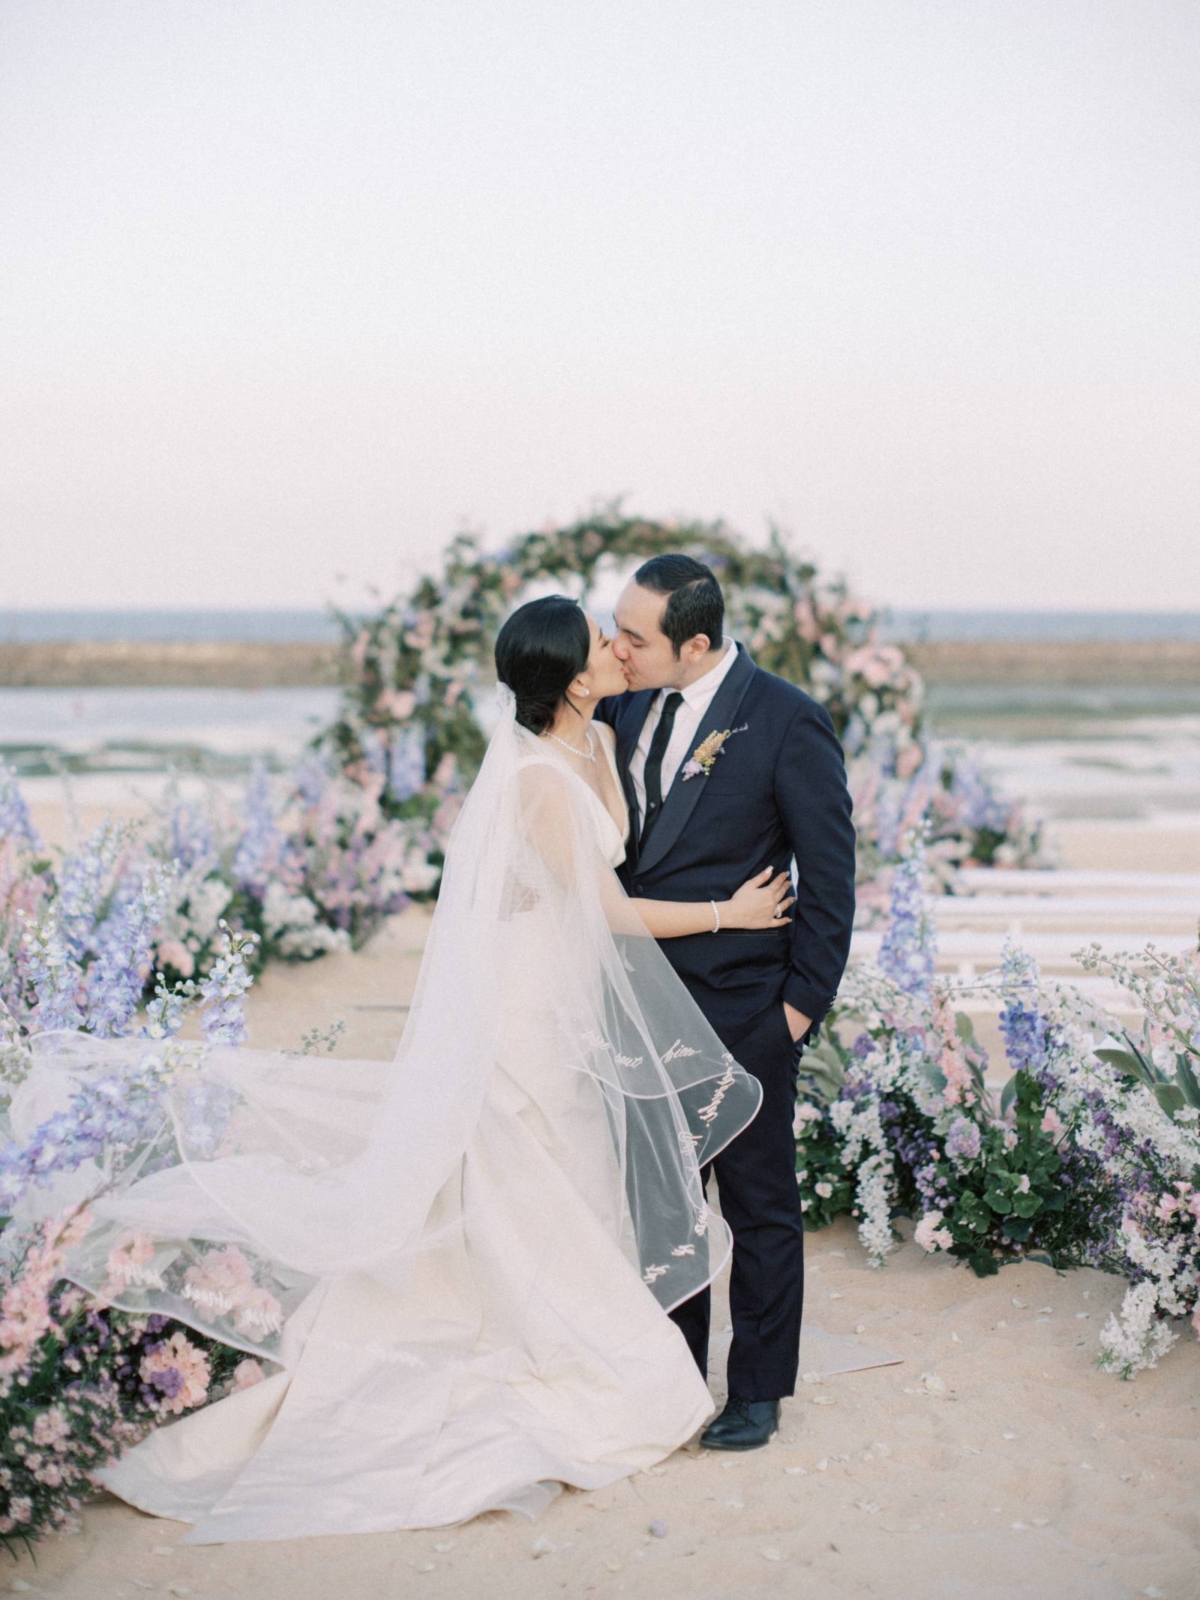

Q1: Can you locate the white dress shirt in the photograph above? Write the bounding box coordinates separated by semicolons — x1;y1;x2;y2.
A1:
628;639;741;823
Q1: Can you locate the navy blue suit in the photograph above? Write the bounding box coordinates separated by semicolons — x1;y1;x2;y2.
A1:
597;644;856;1399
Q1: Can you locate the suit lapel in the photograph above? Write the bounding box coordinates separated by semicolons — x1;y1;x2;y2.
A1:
634;646;757;877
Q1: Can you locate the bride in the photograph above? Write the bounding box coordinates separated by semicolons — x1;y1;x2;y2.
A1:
8;595;798;1544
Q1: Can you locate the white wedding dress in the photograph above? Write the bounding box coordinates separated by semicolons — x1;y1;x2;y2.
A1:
9;704;768;1544
11;707;780;1542
100;724;727;1540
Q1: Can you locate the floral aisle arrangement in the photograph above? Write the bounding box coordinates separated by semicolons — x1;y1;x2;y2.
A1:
794;834;1200;1379
0;923;264;1552
320;507;1050;905
0;753;423;1038
850;742;1054;920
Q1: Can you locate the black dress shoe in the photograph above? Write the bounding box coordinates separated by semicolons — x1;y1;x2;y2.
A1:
699;1399;781;1451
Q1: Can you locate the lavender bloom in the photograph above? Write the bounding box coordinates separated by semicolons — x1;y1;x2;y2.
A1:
387;727;426;804
0;762;41;853
143;971;192;1040
293;752;332;808
20;906;85;1033
56;820;129;962
878;831;937;998
232;766;295;898
167;794;216;872
945;1114;982;1162
949;752;1010;834
0;1056;173;1212
1000;945;1048;1077
198;924;258;1046
86;867;174;1038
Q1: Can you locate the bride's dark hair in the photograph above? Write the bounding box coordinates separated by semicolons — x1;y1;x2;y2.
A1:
495;596;591;736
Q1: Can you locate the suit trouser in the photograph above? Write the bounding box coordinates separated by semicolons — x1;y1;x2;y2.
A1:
668;998;806;1401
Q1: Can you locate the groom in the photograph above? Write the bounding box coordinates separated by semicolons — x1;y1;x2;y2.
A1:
597;554;856;1450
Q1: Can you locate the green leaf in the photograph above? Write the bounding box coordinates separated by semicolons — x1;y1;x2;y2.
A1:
1001;1218;1034;1242
1153;1084;1186;1117
1010;1192;1043;1219
969;1252;1000;1278
1174;1052;1200;1112
954;1011;977;1045
984;1189;1013;1216
1095;1047;1144;1079
1000;1074;1019;1117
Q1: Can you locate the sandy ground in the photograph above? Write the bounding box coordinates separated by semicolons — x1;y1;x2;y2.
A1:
7;819;1200;1600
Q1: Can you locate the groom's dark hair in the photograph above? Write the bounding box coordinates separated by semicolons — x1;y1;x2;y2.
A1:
634;554;724;657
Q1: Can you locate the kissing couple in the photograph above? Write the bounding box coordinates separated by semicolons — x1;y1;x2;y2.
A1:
11;553;856;1542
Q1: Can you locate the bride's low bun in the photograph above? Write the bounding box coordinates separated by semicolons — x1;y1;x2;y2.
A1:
495;596;591;736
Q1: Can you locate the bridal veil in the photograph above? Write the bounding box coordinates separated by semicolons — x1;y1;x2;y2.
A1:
8;688;763;1368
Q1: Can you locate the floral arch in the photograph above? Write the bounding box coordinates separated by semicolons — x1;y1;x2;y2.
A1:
319;506;1047;904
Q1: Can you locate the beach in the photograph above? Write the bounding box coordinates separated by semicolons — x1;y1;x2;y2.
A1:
4;637;1199;1600
5;806;1199;1600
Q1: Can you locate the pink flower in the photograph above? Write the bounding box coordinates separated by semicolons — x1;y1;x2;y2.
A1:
895;743;923;779
156;939;195;977
1188;1193;1200;1220
139;1331;211;1415
32;1405;70;1447
1156;1193;1180;1222
793;597;820;643
375;687;416;721
914;1211;953;1252
181;1247;255;1320
232;1358;266;1390
104;1230;163;1293
1;1207;93;1377
1041;1108;1064;1138
231;1286;284;1339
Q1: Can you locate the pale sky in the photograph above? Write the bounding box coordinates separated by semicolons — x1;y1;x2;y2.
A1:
2;0;1198;612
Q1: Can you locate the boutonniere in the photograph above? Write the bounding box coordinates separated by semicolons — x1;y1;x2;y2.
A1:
680;723;749;781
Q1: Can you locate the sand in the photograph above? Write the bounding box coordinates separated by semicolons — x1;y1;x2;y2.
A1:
6;825;1199;1599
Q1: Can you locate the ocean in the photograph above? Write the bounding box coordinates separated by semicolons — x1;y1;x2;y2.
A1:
3;609;1200;645
3;610;1199;825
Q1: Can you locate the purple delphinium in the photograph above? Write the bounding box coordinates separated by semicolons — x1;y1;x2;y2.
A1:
999;945;1048;1077
949;752;1010;835
85;867;174;1039
945;1114;982;1163
0;761;41;853
20;906;85;1033
197;923;258;1046
232;766;300;899
878;830;937;999
387;727;426;804
56;820;129;963
167;793;216;872
0;1057;173;1213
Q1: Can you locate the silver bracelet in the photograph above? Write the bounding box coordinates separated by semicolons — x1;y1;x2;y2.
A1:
710;900;720;933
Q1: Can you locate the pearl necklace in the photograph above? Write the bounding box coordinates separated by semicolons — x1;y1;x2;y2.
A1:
545;728;596;763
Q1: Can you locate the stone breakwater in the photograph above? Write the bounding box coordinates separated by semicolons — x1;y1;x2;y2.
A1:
2;639;1199;688
0;641;343;688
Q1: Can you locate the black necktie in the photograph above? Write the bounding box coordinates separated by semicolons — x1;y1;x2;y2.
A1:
640;691;684;847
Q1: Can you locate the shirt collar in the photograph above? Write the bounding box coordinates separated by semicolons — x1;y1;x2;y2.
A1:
670;639;739;711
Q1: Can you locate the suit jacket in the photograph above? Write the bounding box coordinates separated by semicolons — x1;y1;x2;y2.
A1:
596;645;856;1042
